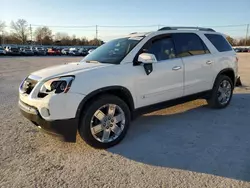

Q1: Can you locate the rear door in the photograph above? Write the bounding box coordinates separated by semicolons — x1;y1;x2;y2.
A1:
204;33;238;81
172;33;216;96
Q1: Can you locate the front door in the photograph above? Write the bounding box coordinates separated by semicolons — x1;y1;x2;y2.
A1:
135;35;184;108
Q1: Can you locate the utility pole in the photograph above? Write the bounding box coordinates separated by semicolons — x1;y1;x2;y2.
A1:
29;24;32;44
245;24;249;46
95;25;98;46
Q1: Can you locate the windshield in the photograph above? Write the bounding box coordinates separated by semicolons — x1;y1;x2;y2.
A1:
81;37;143;64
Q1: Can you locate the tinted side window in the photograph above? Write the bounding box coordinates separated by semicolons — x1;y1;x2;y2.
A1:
205;34;232;52
173;33;209;58
145;37;176;61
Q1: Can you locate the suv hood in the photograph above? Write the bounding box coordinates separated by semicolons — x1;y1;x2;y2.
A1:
31;62;112;80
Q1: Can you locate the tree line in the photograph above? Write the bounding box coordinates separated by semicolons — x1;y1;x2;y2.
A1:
226;36;250;46
0;19;103;46
1;19;250;46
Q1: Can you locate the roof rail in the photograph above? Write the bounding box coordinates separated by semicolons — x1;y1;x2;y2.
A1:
158;26;215;32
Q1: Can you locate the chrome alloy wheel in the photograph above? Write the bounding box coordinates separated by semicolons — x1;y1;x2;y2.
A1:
90;104;126;143
217;80;232;105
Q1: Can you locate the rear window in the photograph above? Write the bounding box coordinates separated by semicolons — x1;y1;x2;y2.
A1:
205;34;232;52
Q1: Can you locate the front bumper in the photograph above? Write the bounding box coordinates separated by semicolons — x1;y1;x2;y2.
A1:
19;100;78;142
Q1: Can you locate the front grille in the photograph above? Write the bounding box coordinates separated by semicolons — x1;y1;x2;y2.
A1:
20;77;38;94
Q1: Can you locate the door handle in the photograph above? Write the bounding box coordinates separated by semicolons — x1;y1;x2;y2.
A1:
172;66;182;71
206;60;213;65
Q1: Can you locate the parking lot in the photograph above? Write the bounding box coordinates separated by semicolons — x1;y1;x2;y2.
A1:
0;54;250;188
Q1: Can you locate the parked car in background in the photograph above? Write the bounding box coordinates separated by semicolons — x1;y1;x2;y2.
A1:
20;47;34;56
33;47;46;55
0;47;6;55
234;48;241;52
78;48;88;56
61;48;69;55
69;47;77;52
2;45;99;56
47;47;61;55
88;48;95;54
69;49;81;56
5;46;21;55
241;48;249;52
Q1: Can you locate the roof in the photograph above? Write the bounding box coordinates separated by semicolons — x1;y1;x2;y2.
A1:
158;26;215;32
127;32;152;37
127;26;217;37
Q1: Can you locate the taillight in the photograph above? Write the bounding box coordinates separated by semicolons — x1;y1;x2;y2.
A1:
236;56;239;63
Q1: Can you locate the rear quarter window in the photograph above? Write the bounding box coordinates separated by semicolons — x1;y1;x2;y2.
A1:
205;34;232;52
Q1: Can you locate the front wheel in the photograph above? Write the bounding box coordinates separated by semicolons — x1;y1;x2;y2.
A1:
79;95;131;148
207;75;233;109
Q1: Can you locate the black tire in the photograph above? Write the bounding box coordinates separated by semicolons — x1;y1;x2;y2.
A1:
207;75;233;109
79;95;131;149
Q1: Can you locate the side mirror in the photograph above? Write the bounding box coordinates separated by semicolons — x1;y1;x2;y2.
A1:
138;53;157;75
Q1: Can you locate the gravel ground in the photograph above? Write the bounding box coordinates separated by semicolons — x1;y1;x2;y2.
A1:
0;55;250;188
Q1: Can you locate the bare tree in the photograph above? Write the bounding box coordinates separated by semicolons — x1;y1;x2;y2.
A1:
54;32;69;40
11;19;28;44
226;35;236;46
35;26;53;45
0;20;5;32
54;32;71;45
2;32;22;44
0;21;6;44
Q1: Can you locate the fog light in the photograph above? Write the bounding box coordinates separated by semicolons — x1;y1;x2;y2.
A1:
41;107;50;117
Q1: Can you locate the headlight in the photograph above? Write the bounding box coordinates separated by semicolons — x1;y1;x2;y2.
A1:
39;76;75;95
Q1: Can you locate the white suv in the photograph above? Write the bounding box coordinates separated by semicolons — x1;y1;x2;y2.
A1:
19;27;239;148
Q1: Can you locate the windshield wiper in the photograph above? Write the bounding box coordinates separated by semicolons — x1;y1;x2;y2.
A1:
85;60;101;64
85;60;115;64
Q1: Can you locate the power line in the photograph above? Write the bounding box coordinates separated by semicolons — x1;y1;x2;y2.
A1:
31;24;96;28
99;25;159;28
30;24;160;28
203;24;248;28
5;23;249;30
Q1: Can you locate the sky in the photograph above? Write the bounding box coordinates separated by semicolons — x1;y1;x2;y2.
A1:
2;0;250;41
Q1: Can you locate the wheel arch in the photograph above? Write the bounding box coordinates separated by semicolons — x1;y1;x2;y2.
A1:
213;68;235;88
75;86;135;119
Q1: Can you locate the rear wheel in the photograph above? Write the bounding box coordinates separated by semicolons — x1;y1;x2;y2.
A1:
79;95;131;148
207;75;233;109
